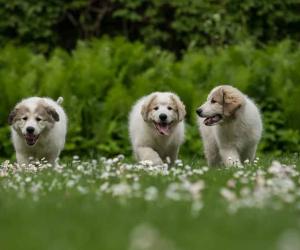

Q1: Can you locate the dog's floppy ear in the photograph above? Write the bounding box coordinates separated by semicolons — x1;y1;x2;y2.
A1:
46;106;60;122
8;108;18;125
170;94;186;121
222;86;244;117
141;94;157;121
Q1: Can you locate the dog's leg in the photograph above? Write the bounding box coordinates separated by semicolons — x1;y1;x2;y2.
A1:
241;145;257;163
16;153;30;166
219;148;242;167
45;151;60;167
167;146;179;164
203;140;221;167
206;147;221;167
135;146;163;165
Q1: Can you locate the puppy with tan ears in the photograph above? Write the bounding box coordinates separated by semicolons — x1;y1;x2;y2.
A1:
8;97;67;166
129;92;186;165
196;85;262;167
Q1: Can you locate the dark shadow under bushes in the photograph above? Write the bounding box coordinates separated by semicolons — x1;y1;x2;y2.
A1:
0;38;300;159
1;0;300;55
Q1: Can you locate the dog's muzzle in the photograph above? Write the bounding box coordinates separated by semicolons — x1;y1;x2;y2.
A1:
24;127;39;146
203;114;223;126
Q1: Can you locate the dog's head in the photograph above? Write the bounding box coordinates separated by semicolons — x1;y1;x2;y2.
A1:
8;100;60;146
196;85;245;126
141;92;186;136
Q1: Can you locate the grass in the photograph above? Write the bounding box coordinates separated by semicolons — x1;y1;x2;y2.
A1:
0;155;300;250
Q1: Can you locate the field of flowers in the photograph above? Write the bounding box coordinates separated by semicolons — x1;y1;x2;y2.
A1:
1;155;300;250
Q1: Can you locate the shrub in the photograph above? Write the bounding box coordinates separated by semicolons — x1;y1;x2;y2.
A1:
0;0;300;54
0;38;300;159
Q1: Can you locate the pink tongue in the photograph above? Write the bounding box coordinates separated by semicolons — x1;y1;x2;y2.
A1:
157;124;170;135
25;134;38;145
27;134;35;139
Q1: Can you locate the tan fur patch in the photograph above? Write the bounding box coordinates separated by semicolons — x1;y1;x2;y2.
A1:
221;86;245;117
141;94;157;121
35;101;59;122
8;105;30;125
211;88;224;105
170;94;186;121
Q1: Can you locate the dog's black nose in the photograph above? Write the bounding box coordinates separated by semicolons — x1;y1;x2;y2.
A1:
196;108;203;117
26;126;35;134
159;113;167;121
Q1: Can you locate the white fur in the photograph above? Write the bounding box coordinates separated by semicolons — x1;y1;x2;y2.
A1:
10;97;67;166
129;92;185;165
197;87;262;167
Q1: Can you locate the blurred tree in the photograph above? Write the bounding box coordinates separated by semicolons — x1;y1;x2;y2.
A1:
0;0;299;54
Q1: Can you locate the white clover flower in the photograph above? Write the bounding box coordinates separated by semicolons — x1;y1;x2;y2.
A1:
144;186;158;201
100;182;109;192
175;159;182;165
139;160;153;166
244;159;250;165
106;159;113;165
165;183;182;201
239;188;250;198
227;179;236;188
111;183;132;197
30;182;42;194
100;172;110;180
66;180;76;188
268;161;282;175
73;155;80;160
25;177;32;183
77;165;84;171
202;166;209;172
117;154;125;161
112;157;119;164
191;200;203;215
77;186;88;194
220;188;237;202
188;181;205;200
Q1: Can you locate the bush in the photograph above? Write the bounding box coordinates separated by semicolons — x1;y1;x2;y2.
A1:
0;0;300;54
0;38;300;159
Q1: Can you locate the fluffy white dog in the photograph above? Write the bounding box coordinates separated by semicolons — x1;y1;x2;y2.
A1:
8;97;67;166
196;85;262;167
129;92;186;165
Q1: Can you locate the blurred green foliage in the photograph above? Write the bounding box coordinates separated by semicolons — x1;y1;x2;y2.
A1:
0;38;300;158
0;0;299;53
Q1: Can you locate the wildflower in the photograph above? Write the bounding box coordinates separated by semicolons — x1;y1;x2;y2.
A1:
220;188;237;202
144;187;158;201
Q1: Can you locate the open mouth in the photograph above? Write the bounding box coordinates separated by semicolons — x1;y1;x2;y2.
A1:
204;114;223;126
154;122;172;136
24;134;39;146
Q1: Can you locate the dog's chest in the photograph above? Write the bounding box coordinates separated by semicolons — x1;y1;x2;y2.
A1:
151;134;175;152
215;122;250;146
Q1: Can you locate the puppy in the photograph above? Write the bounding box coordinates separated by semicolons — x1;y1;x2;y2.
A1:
8;97;67;166
129;92;186;165
196;85;262;167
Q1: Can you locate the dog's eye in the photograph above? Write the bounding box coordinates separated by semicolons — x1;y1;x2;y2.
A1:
36;117;42;122
22;117;28;121
167;106;173;110
154;107;159;111
211;99;217;104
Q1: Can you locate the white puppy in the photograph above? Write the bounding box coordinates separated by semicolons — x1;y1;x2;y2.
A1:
129;92;186;165
196;85;262;167
8;97;67;166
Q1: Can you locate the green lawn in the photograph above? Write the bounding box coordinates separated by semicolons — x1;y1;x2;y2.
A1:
0;155;300;250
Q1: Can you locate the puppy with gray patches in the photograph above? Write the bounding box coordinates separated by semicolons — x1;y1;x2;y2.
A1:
196;85;262;167
129;92;186;165
8;97;67;166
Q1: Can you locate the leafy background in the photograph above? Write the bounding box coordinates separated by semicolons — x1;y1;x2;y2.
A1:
0;0;300;159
